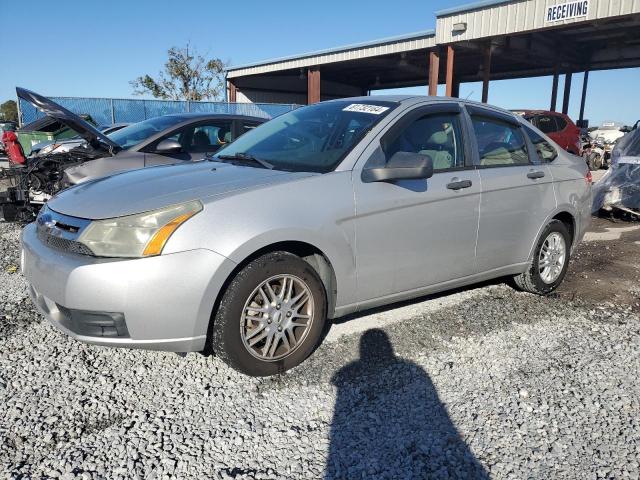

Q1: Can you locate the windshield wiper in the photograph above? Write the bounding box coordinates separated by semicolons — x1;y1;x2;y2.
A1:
214;152;274;170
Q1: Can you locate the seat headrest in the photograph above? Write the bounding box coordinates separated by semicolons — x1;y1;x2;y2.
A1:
428;131;449;145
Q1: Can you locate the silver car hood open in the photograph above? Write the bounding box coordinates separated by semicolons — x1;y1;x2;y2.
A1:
47;162;316;219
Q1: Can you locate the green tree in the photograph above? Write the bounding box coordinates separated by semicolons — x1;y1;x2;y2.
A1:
0;100;18;123
130;43;228;101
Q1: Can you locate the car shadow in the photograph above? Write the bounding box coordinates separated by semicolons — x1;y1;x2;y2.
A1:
324;329;489;479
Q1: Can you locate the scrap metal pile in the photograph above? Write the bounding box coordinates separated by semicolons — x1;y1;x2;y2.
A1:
0;148;101;222
593;127;640;219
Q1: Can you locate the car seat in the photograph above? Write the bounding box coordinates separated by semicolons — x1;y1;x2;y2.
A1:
217;127;232;145
2;131;26;165
419;131;454;169
480;142;514;165
193;130;211;148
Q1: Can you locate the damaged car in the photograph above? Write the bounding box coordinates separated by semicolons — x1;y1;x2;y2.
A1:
21;96;592;376
0;88;266;221
593;127;640;218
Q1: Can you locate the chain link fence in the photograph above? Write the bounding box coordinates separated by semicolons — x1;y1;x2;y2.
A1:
18;97;300;126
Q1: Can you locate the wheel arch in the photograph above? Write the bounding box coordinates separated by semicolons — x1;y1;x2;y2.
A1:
205;238;340;352
527;208;577;261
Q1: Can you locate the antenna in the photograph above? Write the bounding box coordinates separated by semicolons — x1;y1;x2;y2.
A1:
465;91;474;100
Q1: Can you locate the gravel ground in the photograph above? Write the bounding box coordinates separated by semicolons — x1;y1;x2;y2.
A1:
1;219;640;479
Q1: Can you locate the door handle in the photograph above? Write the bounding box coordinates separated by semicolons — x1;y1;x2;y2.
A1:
527;170;546;179
446;179;473;190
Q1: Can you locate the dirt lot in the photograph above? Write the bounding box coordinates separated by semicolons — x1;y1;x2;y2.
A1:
559;216;640;311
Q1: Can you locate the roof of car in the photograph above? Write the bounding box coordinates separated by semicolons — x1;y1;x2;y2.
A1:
158;113;268;122
510;109;568;116
333;95;518;118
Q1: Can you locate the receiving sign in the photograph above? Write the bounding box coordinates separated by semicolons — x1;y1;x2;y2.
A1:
546;0;589;22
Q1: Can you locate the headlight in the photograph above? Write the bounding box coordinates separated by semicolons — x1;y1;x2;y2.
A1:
78;200;202;258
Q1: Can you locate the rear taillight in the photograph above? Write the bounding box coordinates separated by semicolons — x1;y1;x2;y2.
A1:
585;171;593;184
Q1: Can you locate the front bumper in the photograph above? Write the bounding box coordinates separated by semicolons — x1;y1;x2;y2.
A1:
21;223;236;352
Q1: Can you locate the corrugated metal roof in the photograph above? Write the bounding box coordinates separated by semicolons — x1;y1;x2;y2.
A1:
436;0;640;44
226;29;435;74
435;0;515;17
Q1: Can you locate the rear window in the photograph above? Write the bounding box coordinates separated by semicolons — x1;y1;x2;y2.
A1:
536;115;558;134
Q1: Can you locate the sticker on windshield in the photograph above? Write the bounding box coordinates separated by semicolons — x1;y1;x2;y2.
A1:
343;104;389;115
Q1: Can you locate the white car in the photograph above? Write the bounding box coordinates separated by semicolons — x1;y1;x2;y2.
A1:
589;122;627;144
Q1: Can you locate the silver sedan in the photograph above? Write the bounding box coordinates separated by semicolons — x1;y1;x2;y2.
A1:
21;96;592;376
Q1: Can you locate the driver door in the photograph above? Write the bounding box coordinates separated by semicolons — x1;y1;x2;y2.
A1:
144;120;233;166
353;103;481;303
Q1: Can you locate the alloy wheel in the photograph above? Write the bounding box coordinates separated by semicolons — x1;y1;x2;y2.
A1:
240;274;315;361
538;232;567;284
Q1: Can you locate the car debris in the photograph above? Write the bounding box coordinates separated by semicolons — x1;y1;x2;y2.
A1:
593;127;640;218
0;87;266;222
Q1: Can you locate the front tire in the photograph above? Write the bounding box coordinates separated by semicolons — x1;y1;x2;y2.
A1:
210;251;327;376
513;220;571;295
587;152;602;171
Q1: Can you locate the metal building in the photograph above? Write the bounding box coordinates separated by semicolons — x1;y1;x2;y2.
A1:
226;0;640;123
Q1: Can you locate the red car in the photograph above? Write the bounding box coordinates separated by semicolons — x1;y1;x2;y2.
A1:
512;110;582;156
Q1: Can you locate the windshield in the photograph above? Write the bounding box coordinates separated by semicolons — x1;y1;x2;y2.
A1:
108;116;188;149
214;100;396;173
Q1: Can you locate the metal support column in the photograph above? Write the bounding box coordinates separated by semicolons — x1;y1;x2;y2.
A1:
452;81;460;99
579;69;589;123
562;71;572;115
307;68;321;104
550;66;560;112
428;50;440;96
445;46;455;97
482;44;492;103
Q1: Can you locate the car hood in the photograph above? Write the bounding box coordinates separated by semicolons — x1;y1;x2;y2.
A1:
47;161;316;219
16;87;121;153
589;129;625;143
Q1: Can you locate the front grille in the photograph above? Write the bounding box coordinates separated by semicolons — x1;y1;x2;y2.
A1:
37;226;94;256
36;206;93;256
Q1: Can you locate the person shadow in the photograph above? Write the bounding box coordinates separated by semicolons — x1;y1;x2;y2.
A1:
324;329;489;480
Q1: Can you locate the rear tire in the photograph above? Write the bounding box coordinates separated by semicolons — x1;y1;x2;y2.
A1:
513;220;571;295
210;251;327;376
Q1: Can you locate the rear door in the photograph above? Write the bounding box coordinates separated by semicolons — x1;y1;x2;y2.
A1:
143;120;233;166
353;103;481;302
468;106;556;272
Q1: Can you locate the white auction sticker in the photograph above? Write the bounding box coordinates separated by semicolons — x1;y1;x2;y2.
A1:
343;104;390;115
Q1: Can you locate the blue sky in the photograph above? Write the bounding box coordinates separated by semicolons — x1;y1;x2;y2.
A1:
1;0;638;126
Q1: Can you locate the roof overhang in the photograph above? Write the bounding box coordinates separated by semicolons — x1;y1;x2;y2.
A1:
227;30;436;79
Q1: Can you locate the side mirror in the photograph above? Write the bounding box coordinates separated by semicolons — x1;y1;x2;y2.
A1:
362;151;434;183
154;139;182;153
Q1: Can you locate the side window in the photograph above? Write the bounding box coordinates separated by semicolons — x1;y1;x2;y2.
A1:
472;117;529;166
156;121;233;154
554;116;567;131
385;113;465;171
523;125;558;162
536;115;558;134
188;122;232;153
